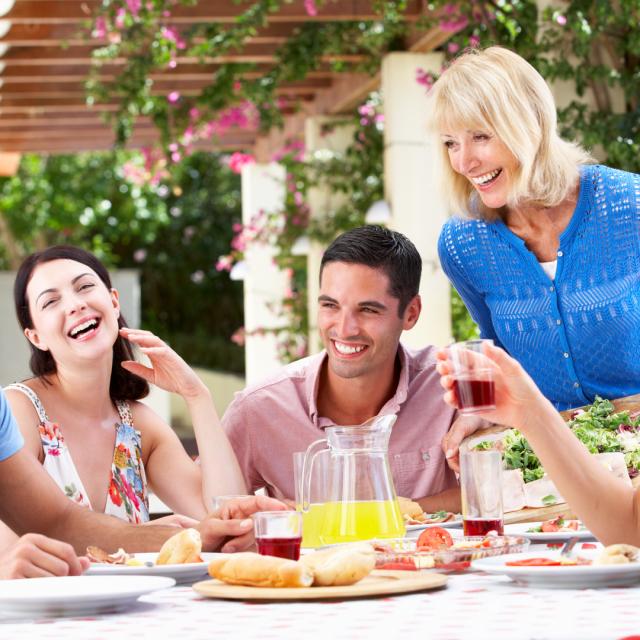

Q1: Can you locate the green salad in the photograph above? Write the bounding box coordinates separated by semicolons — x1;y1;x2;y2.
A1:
476;396;640;482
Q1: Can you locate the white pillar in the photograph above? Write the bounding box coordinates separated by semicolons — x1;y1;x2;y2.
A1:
304;116;355;355
241;162;288;383
382;51;452;347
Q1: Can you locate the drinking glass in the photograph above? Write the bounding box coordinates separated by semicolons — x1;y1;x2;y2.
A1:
254;511;303;560
460;449;504;536
449;339;496;413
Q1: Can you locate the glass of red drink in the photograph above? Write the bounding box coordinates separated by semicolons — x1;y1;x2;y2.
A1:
449;339;496;414
254;511;303;561
460;449;504;536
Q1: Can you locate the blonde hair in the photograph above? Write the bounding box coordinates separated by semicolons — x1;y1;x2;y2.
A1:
427;46;593;220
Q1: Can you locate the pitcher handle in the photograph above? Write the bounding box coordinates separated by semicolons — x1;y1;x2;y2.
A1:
300;438;328;513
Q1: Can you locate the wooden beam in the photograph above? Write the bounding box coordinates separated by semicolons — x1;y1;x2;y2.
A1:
6;0;423;25
0;45;366;65
0;22;298;46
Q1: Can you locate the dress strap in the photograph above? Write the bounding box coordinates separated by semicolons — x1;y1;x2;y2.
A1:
4;383;49;422
115;400;134;426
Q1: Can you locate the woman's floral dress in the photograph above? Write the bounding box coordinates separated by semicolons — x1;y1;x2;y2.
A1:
6;383;150;523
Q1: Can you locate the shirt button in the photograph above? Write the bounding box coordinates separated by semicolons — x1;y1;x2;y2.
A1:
556;319;562;325
549;285;555;291
422;452;430;462
573;382;580;389
557;250;563;257
563;352;569;358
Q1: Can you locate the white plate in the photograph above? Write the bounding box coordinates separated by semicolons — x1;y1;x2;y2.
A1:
405;518;463;537
473;551;640;589
503;521;595;543
85;552;216;584
0;575;175;617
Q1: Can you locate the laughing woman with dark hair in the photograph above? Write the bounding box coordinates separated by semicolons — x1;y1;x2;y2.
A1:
1;245;245;547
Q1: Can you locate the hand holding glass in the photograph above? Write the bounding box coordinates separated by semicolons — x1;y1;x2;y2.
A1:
254;511;303;561
449;339;496;413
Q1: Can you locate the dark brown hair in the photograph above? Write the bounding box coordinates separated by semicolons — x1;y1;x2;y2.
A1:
320;225;422;317
14;245;149;401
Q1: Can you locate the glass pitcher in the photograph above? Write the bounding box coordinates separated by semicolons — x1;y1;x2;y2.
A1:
299;414;405;545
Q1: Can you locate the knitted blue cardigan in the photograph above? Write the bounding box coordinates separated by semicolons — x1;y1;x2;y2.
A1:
438;164;640;410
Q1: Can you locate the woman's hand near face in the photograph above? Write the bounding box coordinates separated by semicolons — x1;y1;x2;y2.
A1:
436;342;553;434
119;328;208;400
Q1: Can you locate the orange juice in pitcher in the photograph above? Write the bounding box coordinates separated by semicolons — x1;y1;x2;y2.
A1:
318;499;405;545
298;415;405;546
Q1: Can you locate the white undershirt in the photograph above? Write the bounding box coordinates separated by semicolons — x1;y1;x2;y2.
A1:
539;259;558;280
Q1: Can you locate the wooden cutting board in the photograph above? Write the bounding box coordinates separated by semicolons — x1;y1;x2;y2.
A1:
192;569;447;601
465;394;640;524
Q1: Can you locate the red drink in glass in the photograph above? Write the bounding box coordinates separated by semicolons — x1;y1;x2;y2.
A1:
257;536;302;561
453;377;495;412
463;518;504;536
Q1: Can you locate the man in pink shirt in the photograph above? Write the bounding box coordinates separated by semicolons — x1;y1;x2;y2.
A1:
223;225;461;512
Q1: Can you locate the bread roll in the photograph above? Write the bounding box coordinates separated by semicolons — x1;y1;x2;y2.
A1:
300;544;375;586
397;497;424;520
156;528;202;565
593;544;639;565
208;552;314;588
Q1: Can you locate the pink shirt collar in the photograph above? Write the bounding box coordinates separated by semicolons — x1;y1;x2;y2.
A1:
306;344;411;429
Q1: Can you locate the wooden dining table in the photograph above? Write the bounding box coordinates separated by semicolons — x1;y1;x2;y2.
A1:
1;553;639;640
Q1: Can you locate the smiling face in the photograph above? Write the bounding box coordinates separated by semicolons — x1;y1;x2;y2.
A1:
441;127;520;211
317;262;420;382
24;259;120;364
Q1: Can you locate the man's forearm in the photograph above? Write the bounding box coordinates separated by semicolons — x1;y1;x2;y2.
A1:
416;487;462;513
0;450;176;555
49;502;176;555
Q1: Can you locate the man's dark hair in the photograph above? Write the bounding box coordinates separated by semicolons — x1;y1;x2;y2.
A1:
14;245;149;401
320;225;422;316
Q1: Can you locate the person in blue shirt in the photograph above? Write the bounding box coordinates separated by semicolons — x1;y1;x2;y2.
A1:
0;388;283;579
429;46;640;411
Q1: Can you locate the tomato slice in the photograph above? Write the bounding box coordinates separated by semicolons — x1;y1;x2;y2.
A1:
506;557;561;567
377;561;418;571
416;526;453;550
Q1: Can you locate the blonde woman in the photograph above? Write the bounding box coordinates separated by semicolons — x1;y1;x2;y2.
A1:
431;46;640;410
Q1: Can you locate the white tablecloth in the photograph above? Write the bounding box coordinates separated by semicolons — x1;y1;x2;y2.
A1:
1;570;639;639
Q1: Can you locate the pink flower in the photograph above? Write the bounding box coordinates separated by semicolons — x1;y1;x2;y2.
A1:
126;0;141;18
115;8;127;29
304;0;318;16
93;16;108;39
133;249;147;263
556;14;567;25
439;15;469;32
416;68;435;89
167;91;181;104
469;34;480;47
231;327;246;346
171;151;181;163
228;152;255;174
447;42;460;54
232;222;243;233
216;255;233;272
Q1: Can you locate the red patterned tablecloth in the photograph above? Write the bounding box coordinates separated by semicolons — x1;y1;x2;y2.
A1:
1;570;640;640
